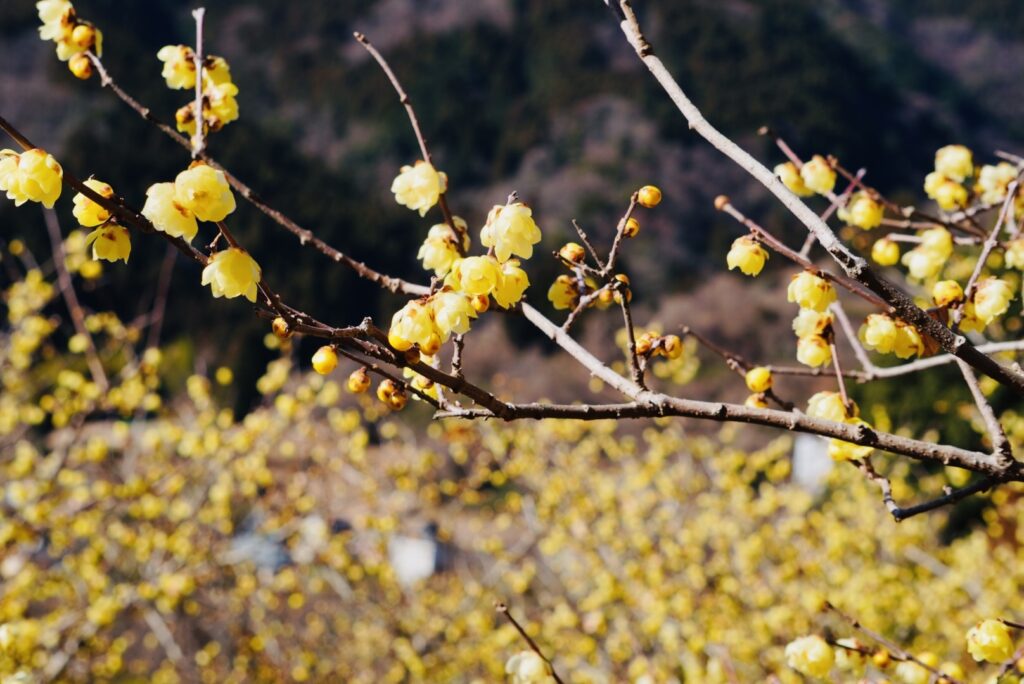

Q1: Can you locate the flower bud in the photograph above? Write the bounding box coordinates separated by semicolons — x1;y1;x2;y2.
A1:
745;394;768;409
470;294;490;314
726;236;768;277
744;366;772;393
796;335;831;368
347;367;371;394
559;242;586;264
69;53;93;79
661;334;683;359
635;332;656;356
841;192;884;230
932;280;964;307
774;162;813;197
311;346;338;375
271;317;292;339
871;238;900;266
376;379;398;402
623;217;640;238
637;185;662;208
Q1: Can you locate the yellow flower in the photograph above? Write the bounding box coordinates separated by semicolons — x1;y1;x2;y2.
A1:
1005;238;1024;270
792;308;833;339
966;619;1014;663
800;155;836;195
807;391;855;422
726;236;768;276
933;180;968;211
893;321;924;359
932;280;964;307
547;275;578;310
972;277;1014;325
839;192;884;230
0;148;63;208
157;45;196;90
391;161;447;216
481;202;543;263
494;259;530;309
796;335;831;368
871;238;900;266
175;163;236;222
431;291;476;339
775;161;813;197
858;313;898;355
72;178;114;227
450;256;501;297
745;393;768;409
84;225;131;263
787;271;836;312
895;653;939;684
828;422;874;461
901;227;953;280
142;182;199;241
977;162;1017;204
934;144;973;183
37;0;73;41
54;22;102;62
505;651;555;684
68;53;92;80
784;635;834;678
388;300;439;351
417;220;467;276
311;346;338;375
201;248;261;302
205;80;240;130
744;367;772;393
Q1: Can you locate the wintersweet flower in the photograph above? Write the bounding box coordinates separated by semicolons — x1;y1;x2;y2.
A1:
174;163;236;222
481;202;542;262
807;391;856;422
201;248;261;302
871;238;900;266
37;0;73;42
142;183;199;241
53;21;103;62
637;185;662;208
893;321;925;359
800;155;836;195
792;308;833;339
417;220;467;276
858;314;898;355
391;161;446;216
175;80;240;137
924;170;947;198
346;367;371;394
828;419;874;461
796;335;831;368
311;346;338;375
839;192;884;229
71;178;114;227
932;179;968;211
901;227;953;280
775;161;813;197
787;271;836;312
430;291;476;338
548;275;578;310
157;45;196;90
493;259;530;309
1005;238;1024;270
84;225;130;263
745;394;768;409
744;367;772;393
388;300;438;352
505;651;555;684
784;635;834;678
895;653;940;684
977;162;1017;204
726;236;768;276
450;256;500;297
932;280;964;307
934;144;973;183
972;277;1014;325
0;149;63;208
966;619;1014;663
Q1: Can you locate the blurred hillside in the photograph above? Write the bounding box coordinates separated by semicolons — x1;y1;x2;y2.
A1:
3;0;1024;401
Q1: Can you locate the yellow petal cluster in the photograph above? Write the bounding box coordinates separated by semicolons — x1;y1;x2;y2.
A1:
796;335;831;367
800;155;836;195
775;161;813;197
157;45;196;90
726;236;768;276
924;171;968;211
901;227;953;280
391;161;447;216
141;182;199;241
450;256;501;297
84;225;131;263
71;178;114;227
744;366;772;393
36;0;102;63
0;149;63;208
934;144;973;183
838;192;884;230
972;277;1014;325
966;619;1014;663
493;259;530;309
787;271;836;312
932;279;964;307
431;291;477;338
201;248;261;302
418;220;467;276
547;275;579;310
871;238;900;266
784;635;834;678
481;202;543;263
175;163;236;222
976;161;1017;204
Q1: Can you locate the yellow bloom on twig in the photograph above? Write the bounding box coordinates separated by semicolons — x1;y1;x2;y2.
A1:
201;248;261;302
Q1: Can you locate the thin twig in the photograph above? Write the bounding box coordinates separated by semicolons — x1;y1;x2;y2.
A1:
617;287;646;389
494;601;565;684
603;194;638;277
145;245;177;351
190;8;206;156
570;219;606;270
956;359;1013;466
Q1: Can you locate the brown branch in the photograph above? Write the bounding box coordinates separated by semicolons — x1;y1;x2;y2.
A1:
602;194;638;277
856;458;1000;521
956;359;1013;466
616;286;646;389
570;219;606;270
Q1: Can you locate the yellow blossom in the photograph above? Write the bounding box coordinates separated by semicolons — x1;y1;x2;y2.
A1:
347;367;371;394
637;185;662;208
418;220;467;276
1005;238;1024;270
934;144;973;183
388;300;438;352
932;280;964;307
481;202;543;263
972;277;1014;325
902;227;953;280
72;178;114;227
893;321;925;359
792;308;833;339
744;367;772;393
839;192;884;229
871;238;900;266
726;236;768;276
807;391;855;422
895;652;939;684
796;335;831;368
493;259;530;309
311;346;338;375
966;619;1015;663
858;313;898;355
775;161;813;197
934;180;968;211
450;256;501;297
201;248;261;302
745;393;768;409
431;291;476;338
84;225;130;263
784;635;834;678
175;163;236;222
800;155;836;195
505;651;555;684
977;162;1017;204
157;45;196;90
37;0;73;42
828;419;874;461
0;148;63;208
787;271;836;312
547;275;578;310
391;161;446;216
142;182;199;241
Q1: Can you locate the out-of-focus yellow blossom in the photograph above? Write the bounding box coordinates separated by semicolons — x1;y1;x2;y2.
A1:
800;155;836;195
0;148;63;208
775;161;813;197
636;185;662;208
726;236;768;276
972;278;1014;325
828;419;874;461
481;202;542;263
1005;238;1024;270
142;182;199;241
932;279;964;307
858;313;898;355
934;179;968;211
792;308;833;339
505;651;555;684
838;191;884;230
807;391;856;422
450;256;501;297
72;178;114;226
934;144;973;183
547;275;578;310
894;652;939;684
431;291;477;338
871;238;900;266
787;271;837;312
493;259;530;309
902;227;953;280
977;161;1017;204
418;220;467;276
347;367;371;393
924;170;947;198
784;635;833;678
745;393;768;409
311;346;338;376
797;335;831;367
174;163;236;222
84;225;130;263
391;161;447;216
388;300;438;352
201;248;261;302
966;619;1014;663
744;367;772;393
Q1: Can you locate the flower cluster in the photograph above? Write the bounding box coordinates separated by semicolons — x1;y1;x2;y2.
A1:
36;0;102;79
0;148;63;208
392;161;448;216
156;45;239;136
901;226;953;281
774;155;835;197
787;272;836;368
925;145;972;210
857;313;924;359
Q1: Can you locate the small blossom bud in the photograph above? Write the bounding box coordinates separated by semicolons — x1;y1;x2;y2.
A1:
70;24;97;52
68;53;92;79
271;317;292;339
404;348;422;365
714;194;731;211
933;180;968;211
559;242;586;264
871;649;891;669
774;162;813;197
796;335;831;368
932;280;964;307
419;333;442;356
840;192;884;230
745;393;768;409
966;619;1014;663
376;379;398;402
726;236;768;277
871;238;900;266
661;334;683;359
635;332;656;356
787;271;837;312
386;387;408;411
784;635;834;678
792;308;833;339
623;217;640;238
597;288;615;307
800;155;836;195
744;366;772;393
807;391;856;422
637;185;662;208
311;346;338;375
935;144;973;183
469;294;490;314
612;274;632;304
347;367;371;394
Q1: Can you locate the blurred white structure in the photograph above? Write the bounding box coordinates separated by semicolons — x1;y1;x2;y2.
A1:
791;433;833;494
